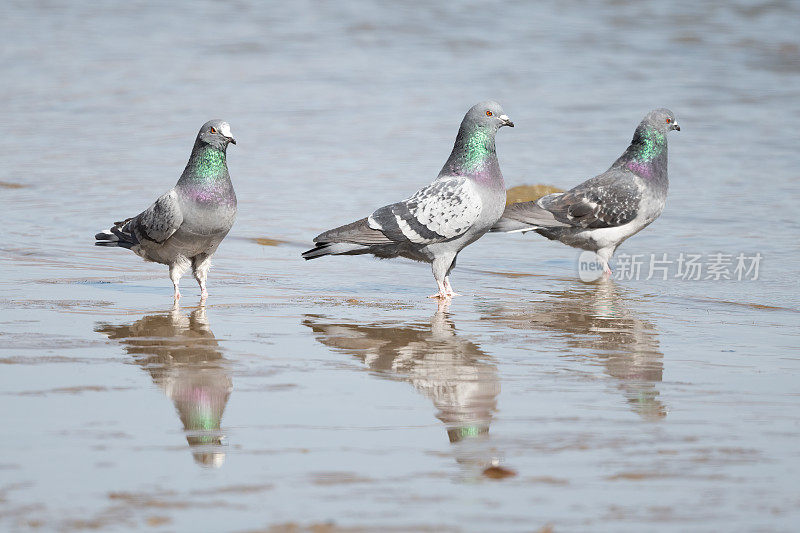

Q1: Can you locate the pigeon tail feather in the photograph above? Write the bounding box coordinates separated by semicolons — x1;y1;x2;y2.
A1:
490;217;538;233
491;201;568;232
94;218;138;248
303;218;397;260
94;229;118;242
302;242;368;260
313;217;394;246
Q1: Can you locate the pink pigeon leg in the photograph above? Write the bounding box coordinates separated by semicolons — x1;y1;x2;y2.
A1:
169;264;182;301
443;276;461;297
428;279;450;299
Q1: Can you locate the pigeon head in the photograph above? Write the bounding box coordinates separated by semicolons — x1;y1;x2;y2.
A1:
197;120;236;150
641;108;680;135
441;101;513;180
182;120;236;185
463;100;514;131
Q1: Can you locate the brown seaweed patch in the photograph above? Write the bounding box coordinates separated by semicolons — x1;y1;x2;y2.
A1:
251;523;454;533
192;484;274;495
506;184;564;205
479;270;539;279
606;471;667;481
525;476;569;485
310;471;373;486
65;518;116;530
482;465;517;480
10;385;130;396
0;181;27;189
251;237;290;246
343;298;410;309
107;491;191;509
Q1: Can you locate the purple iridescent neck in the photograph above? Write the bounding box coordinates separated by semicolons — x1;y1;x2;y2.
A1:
615;124;668;182
177;144;236;207
180;179;236;207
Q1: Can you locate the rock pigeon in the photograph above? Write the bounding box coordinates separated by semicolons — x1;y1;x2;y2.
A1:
302;101;514;299
493;108;679;274
95;120;237;300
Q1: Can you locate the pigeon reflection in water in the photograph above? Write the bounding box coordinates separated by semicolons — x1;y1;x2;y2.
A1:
304;309;503;474
485;280;665;420
96;306;232;467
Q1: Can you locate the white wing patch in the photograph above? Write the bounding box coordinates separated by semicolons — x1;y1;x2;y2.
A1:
411;177;482;238
395;217;428;243
368;176;484;245
367;214;383;230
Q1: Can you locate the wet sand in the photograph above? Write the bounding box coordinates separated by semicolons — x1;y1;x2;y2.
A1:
2;1;800;531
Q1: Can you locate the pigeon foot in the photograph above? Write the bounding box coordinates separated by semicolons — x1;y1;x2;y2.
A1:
443;276;460;297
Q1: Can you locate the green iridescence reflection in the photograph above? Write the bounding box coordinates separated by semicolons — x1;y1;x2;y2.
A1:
189;410;217;431
458;425;483;438
634;128;666;162
462;127;493;171
194;147;226;180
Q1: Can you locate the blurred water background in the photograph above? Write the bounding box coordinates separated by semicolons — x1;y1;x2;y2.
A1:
1;1;799;531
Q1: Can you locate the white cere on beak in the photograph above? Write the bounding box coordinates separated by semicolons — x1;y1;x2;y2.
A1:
499;114;510;122
219;122;233;138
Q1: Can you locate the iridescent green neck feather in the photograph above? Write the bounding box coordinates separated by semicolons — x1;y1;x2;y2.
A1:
441;125;501;185
186;146;227;182
616;124;669;181
177;143;235;206
461;127;494;171
631;126;666;163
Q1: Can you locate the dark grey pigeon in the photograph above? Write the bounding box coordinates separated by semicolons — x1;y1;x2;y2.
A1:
493;108;679;274
302;101;514;299
95;120;237;300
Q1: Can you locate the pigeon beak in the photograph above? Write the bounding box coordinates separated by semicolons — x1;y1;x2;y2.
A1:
227;136;237;145
673;124;680;131
499;114;514;127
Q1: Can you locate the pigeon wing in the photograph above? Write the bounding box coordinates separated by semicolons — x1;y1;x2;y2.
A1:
367;176;482;245
128;189;184;244
537;169;642;229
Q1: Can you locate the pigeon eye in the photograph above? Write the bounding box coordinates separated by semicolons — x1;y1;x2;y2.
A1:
485;110;493;117
210;127;217;134
665;118;671;124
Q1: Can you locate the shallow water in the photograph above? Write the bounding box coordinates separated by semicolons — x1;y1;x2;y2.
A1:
2;1;800;531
